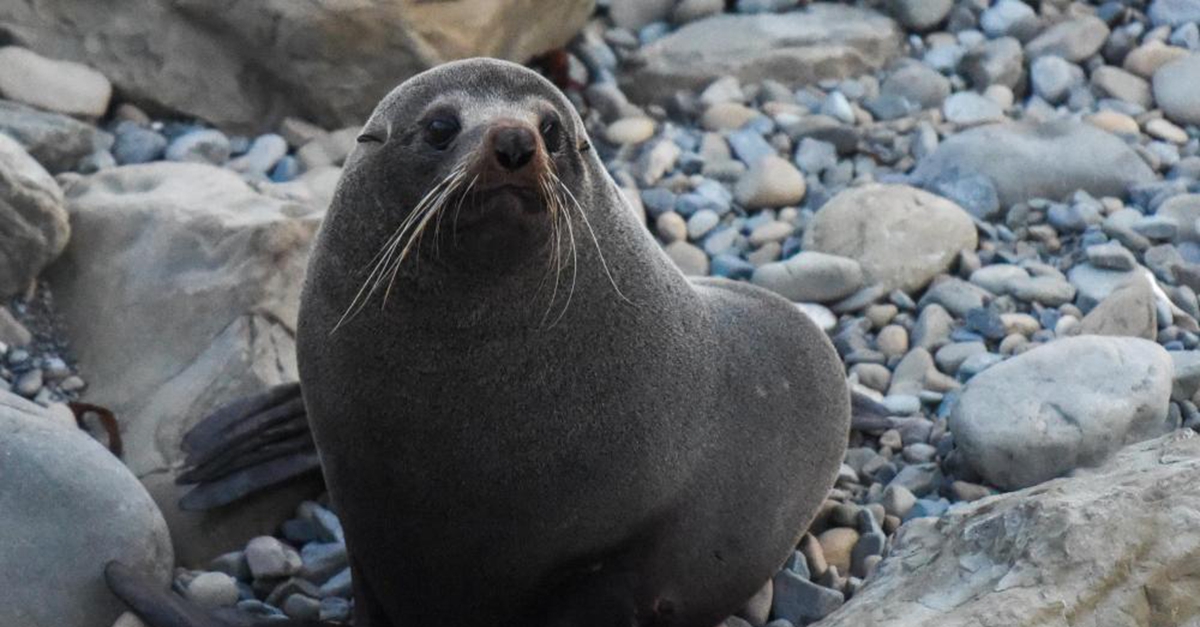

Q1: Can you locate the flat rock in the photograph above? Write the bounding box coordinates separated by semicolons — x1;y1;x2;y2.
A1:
1157;194;1200;242
620;5;903;103
817;430;1200;627
1153;54;1200;126
0;133;69;298
949;335;1173;490
46;162;326;565
0;390;173;627
802;184;977;294
751;252;864;303
911;120;1155;208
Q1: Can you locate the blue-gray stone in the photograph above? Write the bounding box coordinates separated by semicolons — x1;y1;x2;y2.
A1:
165;129;231;164
711;254;755;280
965;308;1007;340
270;155;300;182
727;128;776;167
958;352;1005;380
638;21;671;45
771;569;844;624
318;567;353;598
1150;0;1200;27
319;597;352;622
793;138;838;175
924;169;1001;220
112;121;167;165
640;188;676;217
1048;202;1102;233
888;463;941;496
783;550;811;580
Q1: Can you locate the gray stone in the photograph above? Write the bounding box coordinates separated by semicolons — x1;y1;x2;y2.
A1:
1085;242;1137;271
734;155;805;209
880;62;951;110
620;5;904;103
165;129;231;165
184;572;239;609
1025;15;1111;63
1149;0;1200;27
817;431;1200;627
935;342;987;375
919;278;990;318
942;92;1005;126
1153;55;1200;126
0;46;111;117
665;241;709;276
912;304;955;351
751;252;864;303
0;133;69;298
0;99;109;173
1068;264;1140;312
1079;274;1158;340
1009;276;1077;307
803;184;977;294
911;120;1156;208
793;138;838;175
1030;55;1084;104
1157;194;1200;243
961;37;1024;91
889;0;952;31
980;0;1040;40
772;569;844;624
949;336;1174;489
969;264;1029;295
0;390;173;627
246;536;302;579
1091;66;1153;109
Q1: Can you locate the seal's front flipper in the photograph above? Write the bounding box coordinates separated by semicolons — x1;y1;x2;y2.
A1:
105;562;329;627
175;382;324;511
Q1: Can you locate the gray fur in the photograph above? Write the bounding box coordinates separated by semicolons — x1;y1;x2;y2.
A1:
297;58;850;627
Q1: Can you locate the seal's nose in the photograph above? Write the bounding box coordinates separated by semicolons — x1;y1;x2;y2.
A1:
491;127;537;172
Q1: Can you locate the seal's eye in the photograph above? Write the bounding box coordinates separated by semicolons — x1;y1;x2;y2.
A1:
424;117;460;150
540;118;562;151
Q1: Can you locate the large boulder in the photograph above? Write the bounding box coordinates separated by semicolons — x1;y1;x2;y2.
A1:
817;430;1200;627
0;0;594;132
802;184;978;294
619;4;904;103
0;390;173;627
910;120;1156;208
949;336;1174;490
46;163;326;565
0;133;69;298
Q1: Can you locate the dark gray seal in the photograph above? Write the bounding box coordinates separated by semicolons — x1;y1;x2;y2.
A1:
107;58;850;627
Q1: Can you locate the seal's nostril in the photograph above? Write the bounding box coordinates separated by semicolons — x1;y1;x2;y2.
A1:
493;127;537;171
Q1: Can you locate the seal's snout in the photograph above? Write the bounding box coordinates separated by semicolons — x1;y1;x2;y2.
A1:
488;124;538;172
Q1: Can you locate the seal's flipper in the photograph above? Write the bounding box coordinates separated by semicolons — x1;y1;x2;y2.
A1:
106;561;333;627
176;383;324;511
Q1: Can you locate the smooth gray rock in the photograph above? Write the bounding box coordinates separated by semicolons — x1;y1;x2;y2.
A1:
1079;274;1158;340
889;0;952;31
751;251;864;303
1024;15;1110;62
802;184;977;294
1153;55;1200;126
0;390;173;627
0;133;69;298
620;5;903;103
880;62;951;110
1030;55;1083;104
911;120;1155;208
0;46;111;117
1156;194;1200;243
949;336;1174;490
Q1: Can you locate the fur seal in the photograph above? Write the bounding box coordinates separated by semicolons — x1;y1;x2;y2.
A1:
107;58;850;627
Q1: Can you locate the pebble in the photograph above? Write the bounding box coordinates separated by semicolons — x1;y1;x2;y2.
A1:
942;92;1004;126
734;155;805;209
245;536;302;579
165;129;232;165
605;117;656;145
184;571;240;608
0;46;112;117
665;241;709;276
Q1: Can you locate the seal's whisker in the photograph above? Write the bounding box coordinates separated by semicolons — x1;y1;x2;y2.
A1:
332;164;465;333
535;175;566;322
545;184;579;329
381;165;467;305
552;174;632;306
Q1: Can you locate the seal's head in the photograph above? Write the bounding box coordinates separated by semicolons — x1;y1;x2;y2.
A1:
333;58;596;275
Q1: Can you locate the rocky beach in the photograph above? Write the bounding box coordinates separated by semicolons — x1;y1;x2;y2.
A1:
1;0;1200;625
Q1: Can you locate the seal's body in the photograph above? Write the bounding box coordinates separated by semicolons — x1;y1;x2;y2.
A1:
106;58;849;627
298;59;848;627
